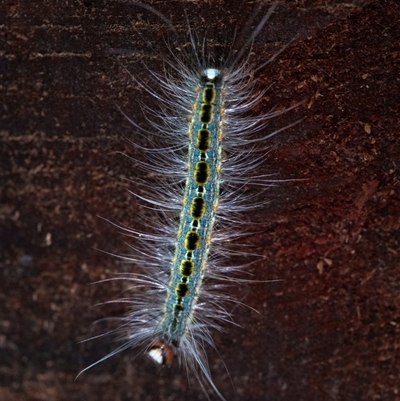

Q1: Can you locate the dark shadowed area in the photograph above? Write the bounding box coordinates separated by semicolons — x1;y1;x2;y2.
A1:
1;0;399;400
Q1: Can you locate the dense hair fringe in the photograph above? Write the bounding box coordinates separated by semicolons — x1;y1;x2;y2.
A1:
80;2;302;399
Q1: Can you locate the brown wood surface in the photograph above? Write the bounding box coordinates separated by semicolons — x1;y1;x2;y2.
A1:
1;1;399;400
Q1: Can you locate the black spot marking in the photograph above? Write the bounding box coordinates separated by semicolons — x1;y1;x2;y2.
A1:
175;283;189;298
194;161;210;185
203;84;216;103
197;128;211;151
185;231;200;251
180;260;194;277
200;104;213;123
174;304;184;316
190;196;206;219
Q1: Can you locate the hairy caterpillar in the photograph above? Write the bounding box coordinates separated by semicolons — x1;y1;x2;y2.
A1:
80;1;302;399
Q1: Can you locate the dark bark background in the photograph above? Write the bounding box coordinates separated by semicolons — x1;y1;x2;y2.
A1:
1;1;399;400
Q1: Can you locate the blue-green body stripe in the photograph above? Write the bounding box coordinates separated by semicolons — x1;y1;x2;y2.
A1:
162;76;223;341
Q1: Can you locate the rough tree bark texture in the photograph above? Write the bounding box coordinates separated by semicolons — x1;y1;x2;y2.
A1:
1;1;399;400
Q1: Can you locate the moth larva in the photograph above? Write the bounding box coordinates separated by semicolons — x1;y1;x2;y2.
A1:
80;1;301;399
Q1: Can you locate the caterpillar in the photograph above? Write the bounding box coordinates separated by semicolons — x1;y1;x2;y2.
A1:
80;1;302;399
